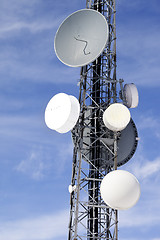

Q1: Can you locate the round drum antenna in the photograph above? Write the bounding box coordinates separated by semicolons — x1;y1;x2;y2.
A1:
124;83;139;108
45;93;80;133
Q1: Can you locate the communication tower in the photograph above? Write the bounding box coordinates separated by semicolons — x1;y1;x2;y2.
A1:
45;0;140;240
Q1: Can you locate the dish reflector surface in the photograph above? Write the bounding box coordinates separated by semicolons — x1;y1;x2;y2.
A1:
116;119;138;166
100;170;140;210
100;119;138;167
124;83;139;108
103;103;131;132
45;93;80;133
54;9;109;67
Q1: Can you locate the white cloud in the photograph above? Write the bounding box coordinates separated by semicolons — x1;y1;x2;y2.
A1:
0;115;43;142
128;157;160;180
135;113;160;140
0;0;82;85
137;114;160;131
119;172;160;229
0;0;67;37
0;20;59;35
119;151;160;231
0;57;79;84
0;112;65;147
0;111;74;180
121;134;160;181
0;210;69;240
16;149;47;180
119;203;160;228
15;140;73;180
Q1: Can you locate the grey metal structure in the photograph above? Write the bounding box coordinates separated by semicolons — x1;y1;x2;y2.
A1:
68;0;138;239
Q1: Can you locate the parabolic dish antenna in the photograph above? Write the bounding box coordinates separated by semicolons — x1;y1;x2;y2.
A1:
54;9;109;67
45;93;80;133
100;170;141;210
116;119;138;166
101;119;138;167
103;103;131;132
124;83;139;108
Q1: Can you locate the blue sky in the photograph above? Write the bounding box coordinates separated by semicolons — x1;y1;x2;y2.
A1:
0;0;160;239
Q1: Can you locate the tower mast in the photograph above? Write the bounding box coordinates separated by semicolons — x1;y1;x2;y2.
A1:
68;0;118;239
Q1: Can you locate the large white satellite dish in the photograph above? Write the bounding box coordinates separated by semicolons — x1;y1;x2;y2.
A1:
54;9;109;67
45;93;80;133
103;103;131;132
100;170;141;210
124;83;139;108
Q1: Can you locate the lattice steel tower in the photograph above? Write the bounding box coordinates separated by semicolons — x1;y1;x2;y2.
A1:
68;0;120;239
45;0;139;239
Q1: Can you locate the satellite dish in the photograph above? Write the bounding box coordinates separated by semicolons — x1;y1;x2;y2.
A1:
124;83;139;108
54;9;109;67
103;103;131;132
100;170;141;210
116;119;138;166
45;93;80;133
100;119;138;167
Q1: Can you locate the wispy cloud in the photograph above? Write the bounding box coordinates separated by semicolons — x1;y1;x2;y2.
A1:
137;115;160;131
15;140;73;180
0;0;81;85
132;157;160;180
119;152;160;235
119;200;160;228
0;0;75;37
0;210;69;240
122;147;160;182
120;111;160;181
15;149;48;180
0;115;43;143
0;20;60;35
119;125;160;230
136;113;160;140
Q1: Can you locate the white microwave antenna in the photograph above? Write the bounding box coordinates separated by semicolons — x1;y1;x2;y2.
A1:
54;9;109;67
45;0;140;239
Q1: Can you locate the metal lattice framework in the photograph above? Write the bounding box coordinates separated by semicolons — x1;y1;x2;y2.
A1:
68;0;121;239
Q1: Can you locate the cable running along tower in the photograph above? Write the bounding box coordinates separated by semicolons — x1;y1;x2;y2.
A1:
45;0;140;240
